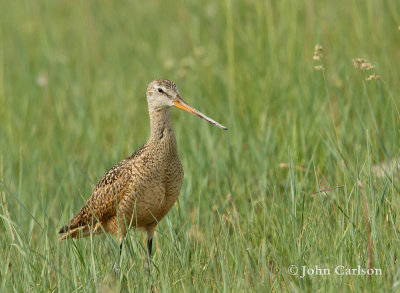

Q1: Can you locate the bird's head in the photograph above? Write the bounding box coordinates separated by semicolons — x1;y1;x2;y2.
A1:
146;79;227;130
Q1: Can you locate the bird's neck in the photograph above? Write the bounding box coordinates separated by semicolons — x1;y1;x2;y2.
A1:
148;107;176;144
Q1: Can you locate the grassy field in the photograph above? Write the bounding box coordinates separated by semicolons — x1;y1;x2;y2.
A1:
1;0;400;292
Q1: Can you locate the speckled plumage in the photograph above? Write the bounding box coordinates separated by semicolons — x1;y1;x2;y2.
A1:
58;80;184;241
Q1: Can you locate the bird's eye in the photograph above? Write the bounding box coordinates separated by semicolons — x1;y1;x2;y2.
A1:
158;88;164;93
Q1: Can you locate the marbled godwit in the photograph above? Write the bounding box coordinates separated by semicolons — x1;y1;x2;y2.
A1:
58;79;227;273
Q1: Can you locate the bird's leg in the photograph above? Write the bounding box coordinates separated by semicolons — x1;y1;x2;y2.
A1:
113;238;124;276
145;227;155;275
144;227;156;292
146;235;155;293
145;236;153;275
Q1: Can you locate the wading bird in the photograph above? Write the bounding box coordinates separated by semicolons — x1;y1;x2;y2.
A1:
58;79;227;273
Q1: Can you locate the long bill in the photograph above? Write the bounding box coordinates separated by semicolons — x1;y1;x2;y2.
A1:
173;96;228;130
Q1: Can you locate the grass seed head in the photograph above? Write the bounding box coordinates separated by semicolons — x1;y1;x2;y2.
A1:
314;44;323;52
353;58;375;70
313;44;323;61
314;65;324;71
366;74;380;81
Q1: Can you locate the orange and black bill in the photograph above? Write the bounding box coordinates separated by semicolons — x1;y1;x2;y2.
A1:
173;96;228;130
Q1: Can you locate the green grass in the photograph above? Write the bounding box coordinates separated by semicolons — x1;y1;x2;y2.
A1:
1;0;400;291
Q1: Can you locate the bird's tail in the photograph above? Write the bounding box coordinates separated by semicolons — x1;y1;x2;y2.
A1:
58;222;102;241
58;225;90;241
58;204;97;241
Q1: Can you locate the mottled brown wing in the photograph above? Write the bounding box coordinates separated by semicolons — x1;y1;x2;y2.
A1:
58;161;130;235
86;161;131;223
58;145;147;236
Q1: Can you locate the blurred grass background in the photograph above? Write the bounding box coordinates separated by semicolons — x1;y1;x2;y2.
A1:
0;0;399;291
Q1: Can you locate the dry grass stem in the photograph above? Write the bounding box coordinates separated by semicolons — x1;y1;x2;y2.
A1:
310;185;344;195
279;163;309;172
